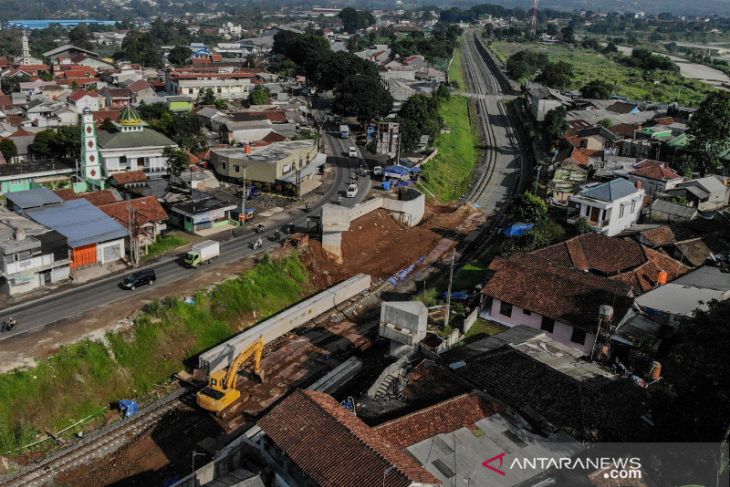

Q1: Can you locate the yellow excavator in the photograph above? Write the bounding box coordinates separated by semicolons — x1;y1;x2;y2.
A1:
196;336;265;414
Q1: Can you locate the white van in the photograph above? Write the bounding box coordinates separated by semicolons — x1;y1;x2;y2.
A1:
345;184;359;198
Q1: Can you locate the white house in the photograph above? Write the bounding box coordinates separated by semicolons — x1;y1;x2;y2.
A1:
68;89;105;113
568;178;645;236
527;82;570;122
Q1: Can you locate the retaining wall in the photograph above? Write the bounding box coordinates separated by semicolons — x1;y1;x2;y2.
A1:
197;274;372;374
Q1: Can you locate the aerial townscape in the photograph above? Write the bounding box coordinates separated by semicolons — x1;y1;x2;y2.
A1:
0;1;729;486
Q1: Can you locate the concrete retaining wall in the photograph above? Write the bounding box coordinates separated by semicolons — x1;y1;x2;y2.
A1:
198;274;372;374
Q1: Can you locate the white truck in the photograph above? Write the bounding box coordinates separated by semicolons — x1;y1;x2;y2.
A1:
183;240;220;268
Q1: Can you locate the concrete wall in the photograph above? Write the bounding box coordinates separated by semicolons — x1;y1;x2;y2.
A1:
320;190;425;260
198;274;372;373
380;301;427;333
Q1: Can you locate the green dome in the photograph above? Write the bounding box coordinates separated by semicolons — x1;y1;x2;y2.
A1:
119;105;143;126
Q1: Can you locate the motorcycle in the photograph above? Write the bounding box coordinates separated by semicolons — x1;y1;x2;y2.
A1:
251;237;263;250
271;230;282;242
255;224;266;234
0;317;16;333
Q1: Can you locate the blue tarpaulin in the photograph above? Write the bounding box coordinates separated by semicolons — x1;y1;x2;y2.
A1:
410;167;423;174
503;222;535;237
382;180;393;190
119;399;139;417
383;165;410;180
442;290;471;301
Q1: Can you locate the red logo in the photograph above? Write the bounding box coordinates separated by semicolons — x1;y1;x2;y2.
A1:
482;452;507;476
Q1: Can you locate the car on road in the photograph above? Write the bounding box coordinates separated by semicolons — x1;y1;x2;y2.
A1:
345;184;359;198
373;166;383;177
120;268;156;290
348;146;358;158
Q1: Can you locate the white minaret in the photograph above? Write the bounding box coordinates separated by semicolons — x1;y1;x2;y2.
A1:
80;108;103;184
21;30;31;66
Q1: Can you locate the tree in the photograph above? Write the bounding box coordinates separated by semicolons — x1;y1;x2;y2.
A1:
163;146;190;177
397;94;441;152
198;88;216;105
214;99;228;110
338;7;375;33
115;30;162;67
561;25;575;44
536;61;573;89
28;126;80;161
687;91;730;173
248;85;270;105
167;46;191;66
68;25;93;50
543;106;568;138
506;50;548;80
581;79;613;99
99;118;116;131
650;299;730;442
1;74;30;95
0;138;17;162
332;74;393;123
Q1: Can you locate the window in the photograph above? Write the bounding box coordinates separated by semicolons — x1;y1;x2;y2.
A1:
619;204;625;218
571;327;587;345
524;309;531;315
499;301;512;317
234;165;240;172
631;199;636;213
541;316;555;333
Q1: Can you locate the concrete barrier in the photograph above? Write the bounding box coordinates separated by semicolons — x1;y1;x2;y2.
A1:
198;274;372;374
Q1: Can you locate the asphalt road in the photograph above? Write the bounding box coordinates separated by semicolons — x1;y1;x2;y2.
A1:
0;142;370;341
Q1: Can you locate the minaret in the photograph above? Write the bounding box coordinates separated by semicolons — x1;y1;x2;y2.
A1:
80;107;104;188
21;30;31;66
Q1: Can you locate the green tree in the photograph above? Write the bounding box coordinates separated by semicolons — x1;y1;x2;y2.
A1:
28;126;80;161
536;61;574;89
1;74;30;95
248;85;270;105
198;88;216;105
338;7;375;33
506;50;548;80
214;98;228;110
332;74;393;123
543;106;568;139
115;30;162;67
687;91;730;173
581;79;613;99
163;146;190;177
68;25;93;50
167;46;191;66
0;138;17;162
561;25;575;44
397;94;441;152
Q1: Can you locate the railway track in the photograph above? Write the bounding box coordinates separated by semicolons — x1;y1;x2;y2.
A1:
459;30;527;257
2;388;196;487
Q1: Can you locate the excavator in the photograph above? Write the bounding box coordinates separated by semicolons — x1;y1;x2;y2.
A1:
196;336;266;415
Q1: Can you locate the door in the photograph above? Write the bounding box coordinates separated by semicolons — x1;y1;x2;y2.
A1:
589;206;601;223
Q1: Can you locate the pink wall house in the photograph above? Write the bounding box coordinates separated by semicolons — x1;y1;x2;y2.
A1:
482;298;596;355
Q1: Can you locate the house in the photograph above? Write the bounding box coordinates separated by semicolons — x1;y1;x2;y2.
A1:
635;266;730;326
165;69;256;100
68;89;105;113
550;161;587;204
667;176;730;211
567;178;645;236
95;105;177;175
0;160;75;195
98;196;168;254
219;119;277;144
257;389;442;487
100;87;132;108
24;198;129;270
5;187;64;214
527;82;570;122
210;139;326;194
648;199;698;223
124;79;154;103
167;192;237;234
627;159;683;196
108;170;149;190
0;209;70;295
531;232;690;294
480;253;633;354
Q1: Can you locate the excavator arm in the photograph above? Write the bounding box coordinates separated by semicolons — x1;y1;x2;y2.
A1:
222;336;265;391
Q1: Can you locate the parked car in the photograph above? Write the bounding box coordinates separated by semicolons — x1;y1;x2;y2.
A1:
348;146;358;158
346;184;359;198
373;166;383;177
120;268;156;290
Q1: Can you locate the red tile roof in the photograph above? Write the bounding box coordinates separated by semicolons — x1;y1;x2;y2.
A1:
99;196;168;226
57;189;119;206
609;123;640;138
92;109;122;123
258;389;441;487
109;170;148;185
68;89;100;102
611;247;690;293
532;233;646;275
483;254;633;332
126;79;150;93
0;94;12;109
374;393;501;449
9;128;35;138
630;164;682;182
639;225;696;248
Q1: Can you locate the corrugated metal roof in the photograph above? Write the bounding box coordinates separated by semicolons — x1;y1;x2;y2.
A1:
6;187;63;209
580;178;639;202
27;199;128;248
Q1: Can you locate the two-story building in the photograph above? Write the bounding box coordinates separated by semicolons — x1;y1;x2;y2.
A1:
480;253;633;355
0;209;70;295
165;69;256;100
68;89;105;113
568;178;645;236
627;159;683;196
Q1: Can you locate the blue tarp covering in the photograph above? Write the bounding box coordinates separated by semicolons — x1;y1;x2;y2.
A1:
442;291;471;301
119;399;139;417
382;181;393;190
383;165;410;176
410;167;423;174
503;222;535;237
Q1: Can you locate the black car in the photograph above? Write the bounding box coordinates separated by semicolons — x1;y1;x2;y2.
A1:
120;269;156;290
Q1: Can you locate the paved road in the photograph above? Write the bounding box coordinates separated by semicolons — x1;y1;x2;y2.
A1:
0;150;370;341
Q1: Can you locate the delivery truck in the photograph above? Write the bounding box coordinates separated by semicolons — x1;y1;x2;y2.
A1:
183;240;220;268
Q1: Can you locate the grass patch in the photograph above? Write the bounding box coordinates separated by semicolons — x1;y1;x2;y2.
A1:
453;262;488;291
490;41;715;106
448;47;465;90
421;95;478;201
141;234;189;262
0;252;310;453
466;318;507;338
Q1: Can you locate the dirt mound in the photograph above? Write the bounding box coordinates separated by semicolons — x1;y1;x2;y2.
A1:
302;204;479;285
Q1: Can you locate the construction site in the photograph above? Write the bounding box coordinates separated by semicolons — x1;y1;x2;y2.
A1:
1;199;484;487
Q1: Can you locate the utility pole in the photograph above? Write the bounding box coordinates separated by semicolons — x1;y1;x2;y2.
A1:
444;248;456;330
240;165;247;224
530;0;538;37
